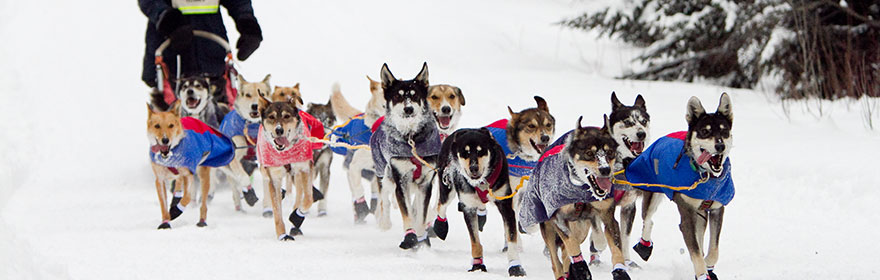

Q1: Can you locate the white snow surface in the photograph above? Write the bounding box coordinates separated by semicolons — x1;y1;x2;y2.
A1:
2;0;879;279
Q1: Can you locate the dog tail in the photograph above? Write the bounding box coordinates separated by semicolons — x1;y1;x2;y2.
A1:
149;88;171;111
330;83;363;120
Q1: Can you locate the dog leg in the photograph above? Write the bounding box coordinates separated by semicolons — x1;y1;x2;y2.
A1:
619;201;637;265
674;195;709;279
376;175;394;231
588;216;606;265
262;178;274;217
432;177;454;240
196;167;211;227
497;198;526;276
346;158;369;223
413;175;433;247
153;174;171;229
391;167;417;249
463;208;485;272
317;155;331;216
540;223;565;279
600;207;631;280
705;206;724;279
634;191;663;261
289;169;313;236
263;167;292;240
169;171;193;220
560;219;591;280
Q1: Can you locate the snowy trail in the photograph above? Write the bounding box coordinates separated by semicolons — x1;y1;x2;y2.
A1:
2;0;879;279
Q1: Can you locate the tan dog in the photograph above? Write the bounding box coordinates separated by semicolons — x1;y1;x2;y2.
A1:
272;84;304;107
427;84;465;138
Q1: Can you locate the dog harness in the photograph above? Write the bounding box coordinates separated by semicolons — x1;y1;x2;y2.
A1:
518;140;612;230
219;109;259;159
256;123;313;167
150;117;235;171
485;119;538;177
626;132;735;206
474;159;506;203
370;117;441;179
330;113;373;155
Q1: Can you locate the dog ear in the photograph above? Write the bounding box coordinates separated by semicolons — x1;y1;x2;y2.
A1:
367;75;382;94
262;74;272;87
455;87;465;106
147;103;156;116
293;83;300;90
634;94;646;110
380;63;396;86
507;106;518;119
576;116;584;130
258;92;272;111
716;92;732;124
415;62;429;85
534;96;549;112
611;91;623;110
238;73;248;84
169;101;181;116
686;96;706;124
601;114;610;135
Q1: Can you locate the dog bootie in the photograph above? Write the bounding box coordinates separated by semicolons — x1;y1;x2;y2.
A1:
353;197;370;224
196;219;207;227
469;258;487;272
508;260;527;277
288;208;306;236
633;238;653;261
569;255;592;280
707;268;718;280
417;234;431;249
433;216;449;240
312;186;324;201
589;253;602;266
157;221;171;230
169;203;185;221
278;234;295;241
281;188;287;199
242;186;258;206
477;208;487;232
262;208;273;218
369;196;378;214
612;268;630;280
399;229;419;250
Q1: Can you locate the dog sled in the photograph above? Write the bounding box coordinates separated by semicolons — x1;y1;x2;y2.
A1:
154;30;240;109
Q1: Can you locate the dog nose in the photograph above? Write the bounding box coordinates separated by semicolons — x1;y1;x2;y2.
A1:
404;106;414;115
187;89;194;95
251;104;258;110
161;137;169;145
715;143;725;153
540;135;550;143
469;165;480;175
441;106;451;114
636;131;646;141
275;127;284;135
599;166;611;176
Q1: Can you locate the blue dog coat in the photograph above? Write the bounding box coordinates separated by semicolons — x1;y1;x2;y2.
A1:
150;117;235;171
627;132;735;205
331;114;373;155
219;109;259;142
485;119;537;177
518;139;611;229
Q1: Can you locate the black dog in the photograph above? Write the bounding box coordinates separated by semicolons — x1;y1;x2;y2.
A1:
432;128;526;277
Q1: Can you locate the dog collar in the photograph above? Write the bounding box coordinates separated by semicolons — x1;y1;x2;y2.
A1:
475;159;505;204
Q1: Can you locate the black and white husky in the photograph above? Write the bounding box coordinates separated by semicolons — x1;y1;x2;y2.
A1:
176;75;227;128
432;128;527;277
370;63;442;250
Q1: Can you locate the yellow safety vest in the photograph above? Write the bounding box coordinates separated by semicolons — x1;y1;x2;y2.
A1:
172;0;220;15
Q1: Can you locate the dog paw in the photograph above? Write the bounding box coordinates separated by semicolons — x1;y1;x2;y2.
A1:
317;210;327;217
433;217;449;240
569;260;592;280
477;214;487;232
196;219;207;227
354;200;370;223
311;186;324;201
508;265;527;277
369;197;378;214
707;270;718;280
589;254;602;266
157;222;171;230
398;232;418;250
289;209;306;228
278;234;295;241
242;187;259;206
611;268;630;280
625;260;640;269
289;227;304;236
468;264;487;272
169;204;184;220
633;239;653;261
262;209;273;218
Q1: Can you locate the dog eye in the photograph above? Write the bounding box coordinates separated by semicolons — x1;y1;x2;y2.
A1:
168;124;174;128
528;124;536;129
154;124;160;129
431;96;439;100
585;151;595;158
700;129;710;135
449;95;455;99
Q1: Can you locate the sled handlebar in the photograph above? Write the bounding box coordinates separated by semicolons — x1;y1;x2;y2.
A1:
155;30;232;57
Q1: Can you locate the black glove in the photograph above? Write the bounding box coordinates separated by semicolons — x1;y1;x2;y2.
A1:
234;16;262;61
157;9;193;52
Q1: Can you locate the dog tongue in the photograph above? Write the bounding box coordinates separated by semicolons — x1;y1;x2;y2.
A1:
438;116;451;127
597;177;612;191
631;142;644;153
151;145;169;153
696;151;712;165
186;98;199;108
274;137;290;148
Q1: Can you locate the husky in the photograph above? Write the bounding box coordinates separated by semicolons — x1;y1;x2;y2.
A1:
305;88;337;216
427;84;465;140
625;93;734;280
329;76;386;224
146;101;236;229
518;116;631;280
217;74;271;211
175;75;227;128
587;92;656;267
256;95;317;241
272;84;304;107
432;128;527;277
370;62;441;249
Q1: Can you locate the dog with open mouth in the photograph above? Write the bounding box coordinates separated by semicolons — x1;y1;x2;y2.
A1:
370;62;441;250
217;73;271;212
518;116;631;280
329;76;386;224
147;100;236;230
587;92;656;267
427;84;465;140
431;128;527;277
175;75;228;128
255;95;317;241
625;93;734;280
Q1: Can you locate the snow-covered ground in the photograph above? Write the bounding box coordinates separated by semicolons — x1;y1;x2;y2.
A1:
2;0;879;279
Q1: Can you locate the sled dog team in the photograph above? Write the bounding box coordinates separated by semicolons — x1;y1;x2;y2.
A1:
146;62;734;280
